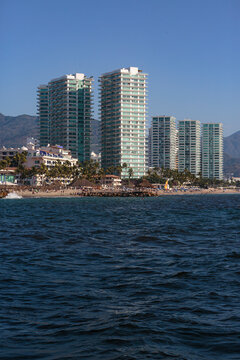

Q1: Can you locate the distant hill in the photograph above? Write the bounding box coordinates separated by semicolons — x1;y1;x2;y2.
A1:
223;131;240;177
224;131;240;159
0;113;38;147
0;113;239;176
224;153;240;177
0;113;101;152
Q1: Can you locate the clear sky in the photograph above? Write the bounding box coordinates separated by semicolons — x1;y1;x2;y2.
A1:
0;0;239;135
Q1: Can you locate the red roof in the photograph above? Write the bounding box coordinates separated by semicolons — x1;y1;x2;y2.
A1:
103;175;121;179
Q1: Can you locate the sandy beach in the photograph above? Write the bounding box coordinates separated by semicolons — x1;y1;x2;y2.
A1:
13;187;240;198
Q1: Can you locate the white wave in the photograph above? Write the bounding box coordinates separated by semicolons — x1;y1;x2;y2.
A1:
4;192;23;199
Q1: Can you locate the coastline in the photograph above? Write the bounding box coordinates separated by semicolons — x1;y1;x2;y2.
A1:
13;188;240;198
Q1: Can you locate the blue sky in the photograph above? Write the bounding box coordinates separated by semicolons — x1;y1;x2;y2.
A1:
0;0;239;135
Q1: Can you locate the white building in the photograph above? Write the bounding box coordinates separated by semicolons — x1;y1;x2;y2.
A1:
90;151;101;163
0;146;28;161
100;67;147;179
25;145;78;169
100;175;122;188
202;123;223;180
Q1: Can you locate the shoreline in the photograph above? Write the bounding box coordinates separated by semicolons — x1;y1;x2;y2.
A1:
11;188;240;198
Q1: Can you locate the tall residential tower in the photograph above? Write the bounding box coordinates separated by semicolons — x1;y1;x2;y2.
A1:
38;73;93;162
100;67;147;178
151;116;177;169
178;119;201;176
202;123;223;180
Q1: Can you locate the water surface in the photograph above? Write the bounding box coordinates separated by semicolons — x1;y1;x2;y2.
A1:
1;195;240;359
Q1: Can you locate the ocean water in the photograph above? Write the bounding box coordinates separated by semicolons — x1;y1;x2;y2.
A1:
0;195;240;360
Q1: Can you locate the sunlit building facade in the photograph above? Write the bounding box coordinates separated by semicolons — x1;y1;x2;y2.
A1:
38;73;93;162
100;67;147;178
202;123;223;180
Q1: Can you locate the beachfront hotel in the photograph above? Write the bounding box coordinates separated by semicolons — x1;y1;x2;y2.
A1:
202;123;223;180
99;67;148;178
37;73;93;162
178;119;201;176
150;116;177;169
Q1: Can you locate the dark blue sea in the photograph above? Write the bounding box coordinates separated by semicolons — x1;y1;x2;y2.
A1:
0;195;240;360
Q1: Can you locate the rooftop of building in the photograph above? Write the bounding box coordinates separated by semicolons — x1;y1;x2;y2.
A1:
202;122;223;126
179;119;201;123
100;67;147;77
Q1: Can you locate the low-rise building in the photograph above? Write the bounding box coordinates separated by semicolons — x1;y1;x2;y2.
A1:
25;145;78;169
0;168;17;185
0;146;28;161
100;175;122;188
90;151;101;164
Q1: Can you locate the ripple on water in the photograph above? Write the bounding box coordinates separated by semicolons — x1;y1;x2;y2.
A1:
0;195;240;360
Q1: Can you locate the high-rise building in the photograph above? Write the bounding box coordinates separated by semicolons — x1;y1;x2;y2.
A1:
100;67;147;178
37;85;49;147
148;126;153;168
202;123;223;180
178;119;201;176
37;73;93;162
151;116;177;169
175;129;179;170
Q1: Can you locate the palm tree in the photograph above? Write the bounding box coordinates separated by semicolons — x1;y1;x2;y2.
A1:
128;167;134;184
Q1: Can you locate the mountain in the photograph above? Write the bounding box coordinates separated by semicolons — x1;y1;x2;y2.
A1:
0;113;38;148
224;131;240;159
223;131;240;177
224;153;240;177
0;113;239;176
0;113;101;152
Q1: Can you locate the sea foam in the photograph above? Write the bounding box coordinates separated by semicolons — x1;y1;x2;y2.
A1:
4;192;22;199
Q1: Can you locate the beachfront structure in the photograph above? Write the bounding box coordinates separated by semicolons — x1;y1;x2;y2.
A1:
151;116;177;169
0;168;17;185
202;123;223;180
25;145;77;169
100;175;122;188
0;146;28;161
37;73;93;162
100;67;147;179
178;119;201;176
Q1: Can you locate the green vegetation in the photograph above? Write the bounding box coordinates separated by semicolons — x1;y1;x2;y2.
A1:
0;153;233;188
143;167;230;188
0;151;27;171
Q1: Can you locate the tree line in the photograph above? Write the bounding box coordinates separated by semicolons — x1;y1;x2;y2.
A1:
0;153;135;183
0;151;232;187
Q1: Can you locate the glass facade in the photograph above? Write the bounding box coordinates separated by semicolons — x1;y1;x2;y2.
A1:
37;73;93;162
178;119;201;176
202;123;223;180
100;67;147;178
151;116;177;169
37;85;49;147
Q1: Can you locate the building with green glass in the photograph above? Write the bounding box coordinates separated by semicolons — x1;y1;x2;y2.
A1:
37;73;93;162
202;123;223;180
100;67;147;178
178;119;201;176
37;85;49;147
151;116;177;169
